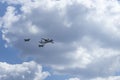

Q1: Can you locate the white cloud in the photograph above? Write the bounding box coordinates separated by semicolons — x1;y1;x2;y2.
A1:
1;0;120;79
67;77;80;80
52;46;120;78
0;61;50;80
2;6;20;27
67;76;120;80
91;76;120;80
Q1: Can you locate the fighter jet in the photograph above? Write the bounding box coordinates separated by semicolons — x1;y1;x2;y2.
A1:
39;38;54;44
38;44;44;47
24;38;30;42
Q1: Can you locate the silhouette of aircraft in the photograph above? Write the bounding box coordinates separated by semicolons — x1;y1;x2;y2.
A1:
24;38;30;42
39;38;54;44
24;38;54;48
38;44;44;47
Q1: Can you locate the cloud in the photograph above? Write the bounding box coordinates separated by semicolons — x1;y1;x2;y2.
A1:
67;77;80;80
52;47;120;78
91;76;120;80
0;61;50;80
1;0;120;79
67;76;120;80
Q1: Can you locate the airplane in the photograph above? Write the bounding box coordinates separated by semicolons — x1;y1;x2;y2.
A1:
24;38;30;42
39;38;54;44
38;44;44;47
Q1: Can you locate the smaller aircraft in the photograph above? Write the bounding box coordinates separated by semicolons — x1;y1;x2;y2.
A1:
38;44;44;47
24;39;30;42
39;38;54;44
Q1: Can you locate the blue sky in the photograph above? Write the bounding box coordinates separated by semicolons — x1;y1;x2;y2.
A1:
0;0;120;80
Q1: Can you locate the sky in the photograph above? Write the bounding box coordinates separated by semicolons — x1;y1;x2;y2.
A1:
0;0;120;80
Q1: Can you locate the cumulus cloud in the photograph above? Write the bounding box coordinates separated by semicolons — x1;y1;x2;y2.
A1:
1;0;120;79
67;77;80;80
67;76;120;80
91;76;120;80
0;61;50;80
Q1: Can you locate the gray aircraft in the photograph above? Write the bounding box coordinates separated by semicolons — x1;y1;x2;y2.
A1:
39;38;54;44
38;44;44;47
24;38;30;42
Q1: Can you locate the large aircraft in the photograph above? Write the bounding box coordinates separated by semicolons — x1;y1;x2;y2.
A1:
24;38;30;42
39;38;54;44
